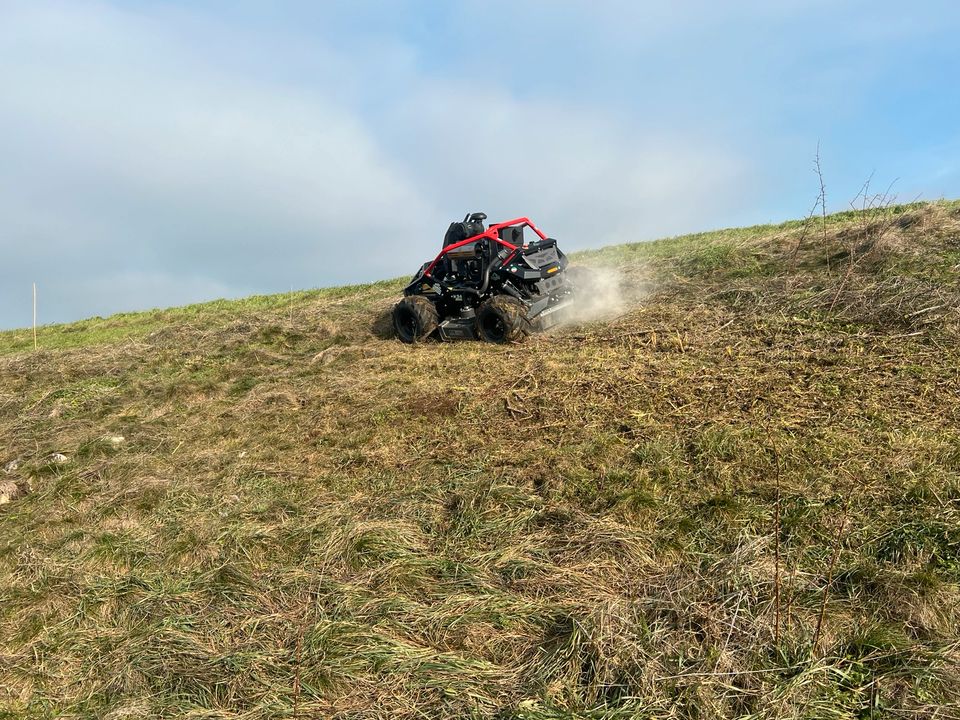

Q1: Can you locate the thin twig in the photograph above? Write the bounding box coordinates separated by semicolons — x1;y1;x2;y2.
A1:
33;282;38;351
772;432;782;645
812;500;848;653
816;144;829;273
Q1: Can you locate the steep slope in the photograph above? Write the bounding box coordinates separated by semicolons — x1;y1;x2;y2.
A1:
1;202;959;719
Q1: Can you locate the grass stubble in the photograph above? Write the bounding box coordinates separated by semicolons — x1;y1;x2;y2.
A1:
1;201;959;718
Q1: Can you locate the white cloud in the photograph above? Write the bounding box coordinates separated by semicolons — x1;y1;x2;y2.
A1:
13;1;946;327
386;81;749;247
0;1;443;320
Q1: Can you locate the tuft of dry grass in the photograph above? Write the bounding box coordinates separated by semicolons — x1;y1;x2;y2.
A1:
1;201;959;718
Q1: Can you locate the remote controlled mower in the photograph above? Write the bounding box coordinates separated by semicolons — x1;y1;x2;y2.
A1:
392;212;577;343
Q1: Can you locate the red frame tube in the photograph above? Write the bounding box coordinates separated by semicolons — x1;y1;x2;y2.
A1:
423;217;548;276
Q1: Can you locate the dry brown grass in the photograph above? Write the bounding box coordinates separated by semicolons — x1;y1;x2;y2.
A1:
1;201;959;718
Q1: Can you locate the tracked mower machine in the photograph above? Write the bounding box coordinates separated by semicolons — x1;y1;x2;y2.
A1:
393;213;578;343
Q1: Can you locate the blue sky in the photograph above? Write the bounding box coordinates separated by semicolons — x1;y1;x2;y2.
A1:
1;0;958;329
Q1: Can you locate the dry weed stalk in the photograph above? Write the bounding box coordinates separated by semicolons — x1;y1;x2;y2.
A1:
827;176;900;313
812;499;849;654
772;431;782;647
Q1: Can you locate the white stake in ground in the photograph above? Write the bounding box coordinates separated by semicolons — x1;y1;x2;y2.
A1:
33;282;38;350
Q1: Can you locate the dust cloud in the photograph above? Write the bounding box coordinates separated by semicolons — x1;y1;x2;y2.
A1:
559;265;639;327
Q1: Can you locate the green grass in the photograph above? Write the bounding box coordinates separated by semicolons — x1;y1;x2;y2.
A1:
0;279;405;355
1;201;959;718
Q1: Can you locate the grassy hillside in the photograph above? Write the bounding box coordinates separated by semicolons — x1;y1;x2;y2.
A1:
1;201;959;719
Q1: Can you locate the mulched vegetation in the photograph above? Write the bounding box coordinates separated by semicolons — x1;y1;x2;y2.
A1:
1;202;958;718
